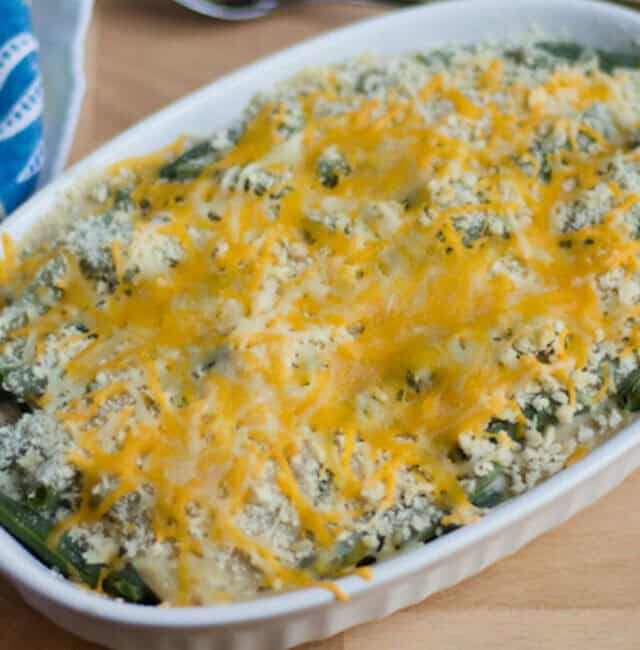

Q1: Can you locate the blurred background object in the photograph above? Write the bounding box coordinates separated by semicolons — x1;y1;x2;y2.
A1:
173;0;282;20
173;0;425;20
172;0;639;20
0;0;42;216
31;0;93;184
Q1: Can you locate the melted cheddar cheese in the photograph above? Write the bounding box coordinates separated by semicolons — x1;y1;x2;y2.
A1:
2;42;640;605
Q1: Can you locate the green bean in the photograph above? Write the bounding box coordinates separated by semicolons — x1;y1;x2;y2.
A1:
416;524;437;545
58;533;103;588
485;418;518;440
0;491;100;587
103;564;160;605
317;156;351;189
470;465;508;509
597;50;640;74
537;41;585;63
307;532;372;576
617;367;640;411
113;188;133;211
25;485;63;514
0;491;158;603
537;42;640;73
333;532;368;567
0;390;22;427
159;141;216;182
522;404;557;431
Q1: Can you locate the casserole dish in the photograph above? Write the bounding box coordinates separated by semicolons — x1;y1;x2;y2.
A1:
2;0;640;647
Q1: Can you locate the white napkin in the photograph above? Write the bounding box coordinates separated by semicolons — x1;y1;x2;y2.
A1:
31;0;94;185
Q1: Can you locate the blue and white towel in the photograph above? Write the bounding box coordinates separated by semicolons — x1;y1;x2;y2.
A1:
0;0;43;218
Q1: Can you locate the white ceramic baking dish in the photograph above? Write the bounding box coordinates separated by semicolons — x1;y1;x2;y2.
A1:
2;1;640;648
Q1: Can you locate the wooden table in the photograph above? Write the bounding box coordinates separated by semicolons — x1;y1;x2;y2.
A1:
2;1;639;648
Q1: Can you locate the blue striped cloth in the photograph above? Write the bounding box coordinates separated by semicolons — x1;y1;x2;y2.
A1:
0;0;43;218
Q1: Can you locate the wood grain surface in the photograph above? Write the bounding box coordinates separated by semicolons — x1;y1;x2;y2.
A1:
2;1;639;648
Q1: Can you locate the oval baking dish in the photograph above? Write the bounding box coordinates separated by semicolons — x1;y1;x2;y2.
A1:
2;1;640;648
